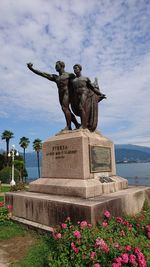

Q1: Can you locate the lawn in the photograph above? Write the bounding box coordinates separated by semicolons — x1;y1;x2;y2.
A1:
0;221;49;267
0;185;10;193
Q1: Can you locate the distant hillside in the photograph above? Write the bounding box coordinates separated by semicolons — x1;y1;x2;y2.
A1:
115;148;150;163
115;144;150;154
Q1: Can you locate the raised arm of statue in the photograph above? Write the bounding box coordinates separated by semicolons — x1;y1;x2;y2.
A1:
27;63;57;82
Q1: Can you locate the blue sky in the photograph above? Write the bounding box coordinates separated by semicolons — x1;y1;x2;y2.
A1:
0;0;150;152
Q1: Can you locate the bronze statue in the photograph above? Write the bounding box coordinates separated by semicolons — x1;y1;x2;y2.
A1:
27;61;80;130
70;64;106;131
27;61;106;132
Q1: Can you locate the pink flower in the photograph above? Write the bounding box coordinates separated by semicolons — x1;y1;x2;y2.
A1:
61;223;67;229
7;205;13;210
112;263;121;267
134;247;141;254
90;251;96;259
71;242;75;249
55;233;61;239
0;202;4;207
119;230;126;237
80;220;88;228
71;242;79;254
138;257;147;267
93;263;100;267
125;245;131;251
74;247;79;254
137;252;147;267
128;224;132;230
121;253;129;263
66;216;70;221
146;225;150;231
73;230;81;238
102;222;108;227
116;217;123;224
104;210;111;219
88;223;92;228
129;254;137;264
95;238;109;253
112;242;120;248
147;231;150;238
114;257;122;263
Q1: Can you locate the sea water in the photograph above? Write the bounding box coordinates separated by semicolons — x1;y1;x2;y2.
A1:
26;162;150;186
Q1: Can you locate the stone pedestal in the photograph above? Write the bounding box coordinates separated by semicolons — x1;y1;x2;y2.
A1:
5;129;150;230
29;129;128;198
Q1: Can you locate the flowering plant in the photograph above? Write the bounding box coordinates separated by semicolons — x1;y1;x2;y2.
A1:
0;203;13;223
48;208;150;266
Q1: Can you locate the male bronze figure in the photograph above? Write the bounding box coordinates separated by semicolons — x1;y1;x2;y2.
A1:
27;61;80;130
70;64;106;131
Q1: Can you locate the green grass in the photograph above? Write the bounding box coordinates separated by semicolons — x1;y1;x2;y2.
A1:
0;185;10;193
10;240;49;267
0;220;49;267
0;221;27;240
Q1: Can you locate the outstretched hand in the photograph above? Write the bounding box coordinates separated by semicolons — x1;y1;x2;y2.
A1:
27;62;33;69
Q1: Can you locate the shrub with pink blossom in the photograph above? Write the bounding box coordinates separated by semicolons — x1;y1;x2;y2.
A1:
47;207;150;266
0;203;13;223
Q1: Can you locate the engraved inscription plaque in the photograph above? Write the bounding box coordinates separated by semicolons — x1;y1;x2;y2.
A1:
90;146;112;172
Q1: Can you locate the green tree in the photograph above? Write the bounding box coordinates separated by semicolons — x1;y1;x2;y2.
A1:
19;137;30;164
33;139;42;178
19;136;30;182
0;153;5;170
1;130;14;165
14;159;24;182
0;166;20;184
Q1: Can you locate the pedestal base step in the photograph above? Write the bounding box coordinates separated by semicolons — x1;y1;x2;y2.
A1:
29;176;128;198
5;186;150;228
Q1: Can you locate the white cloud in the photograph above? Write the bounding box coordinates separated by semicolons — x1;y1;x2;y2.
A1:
0;0;150;146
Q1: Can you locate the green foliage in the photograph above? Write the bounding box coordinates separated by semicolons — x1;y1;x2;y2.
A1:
0;196;4;202
33;138;42;152
10;182;26;192
0;153;5;170
0;166;20;183
1;130;14;141
47;208;150;267
0;206;8;224
0;185;10;193
19;136;30;150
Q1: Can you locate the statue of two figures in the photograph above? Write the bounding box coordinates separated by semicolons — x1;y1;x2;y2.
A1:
27;61;106;132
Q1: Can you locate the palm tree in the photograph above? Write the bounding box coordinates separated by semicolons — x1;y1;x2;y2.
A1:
19;137;30;165
19;136;30;182
33;138;42;178
1;130;14;164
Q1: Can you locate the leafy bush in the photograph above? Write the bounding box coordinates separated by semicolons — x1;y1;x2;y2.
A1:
10;182;26;192
0;204;8;224
47;209;150;267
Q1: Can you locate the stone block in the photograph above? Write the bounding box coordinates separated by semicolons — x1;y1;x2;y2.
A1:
5;186;150;228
